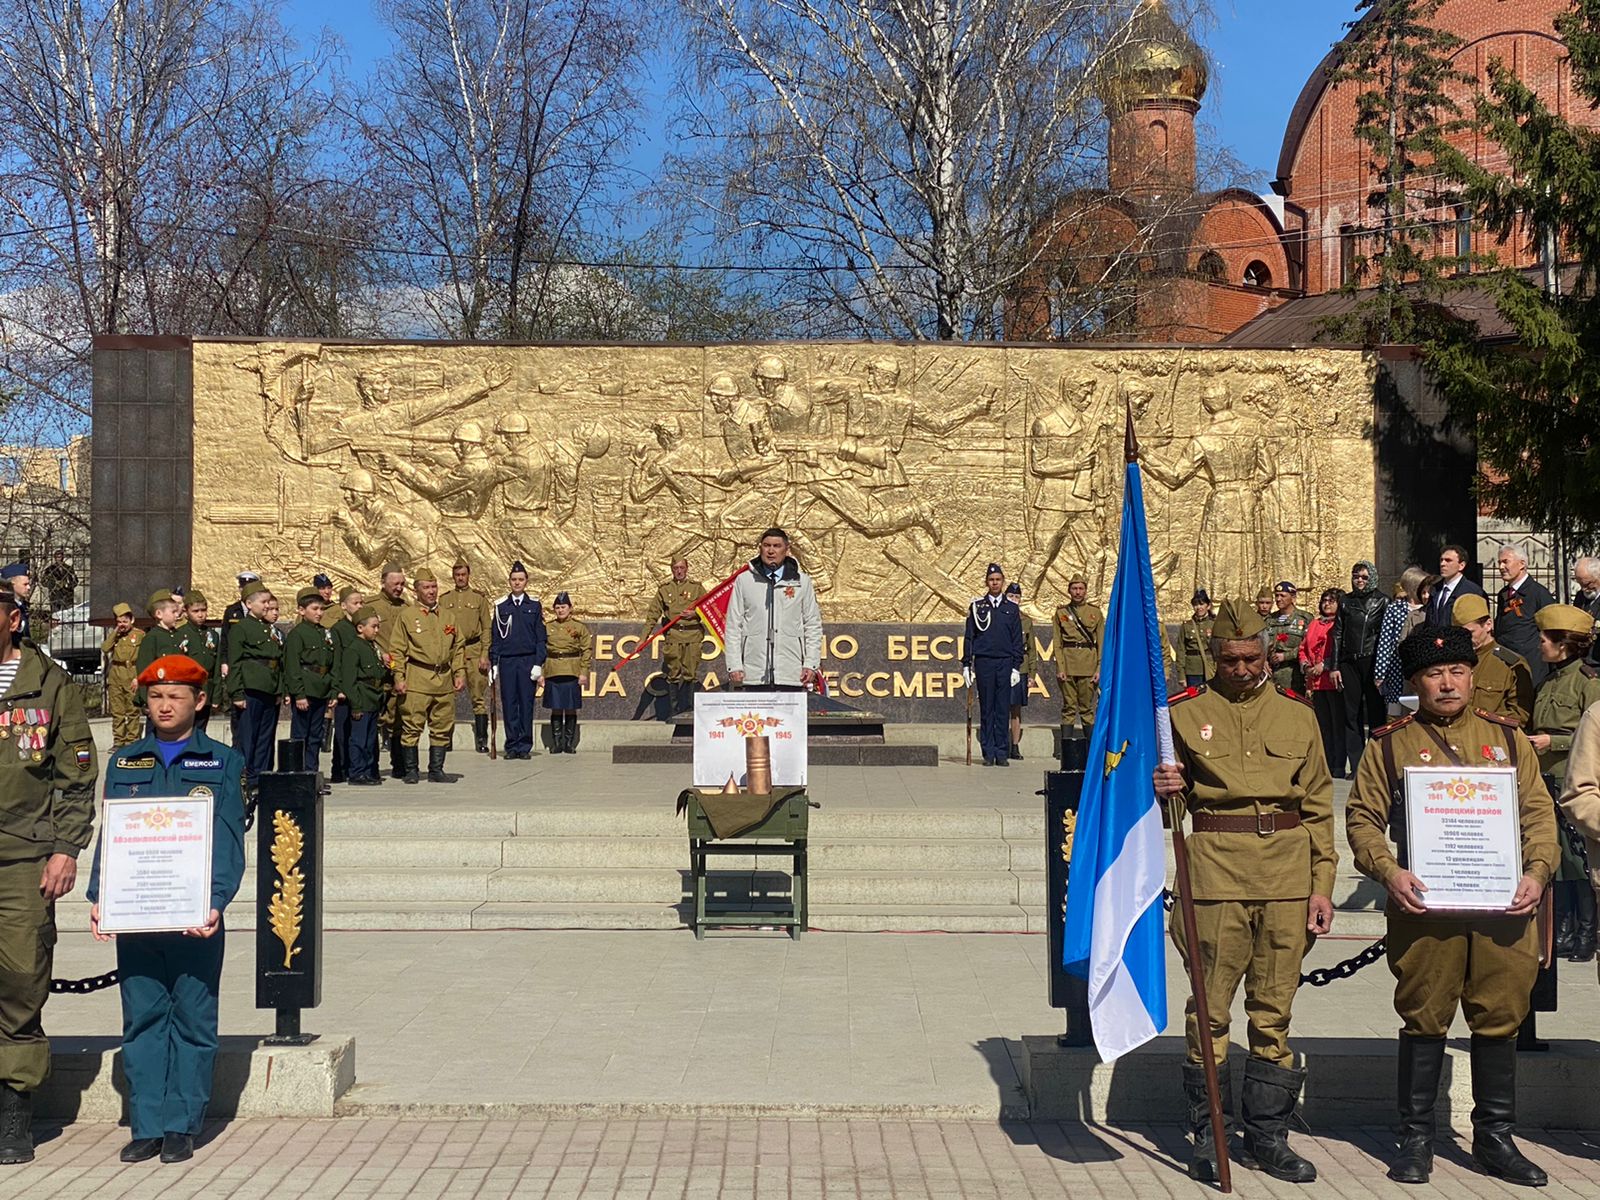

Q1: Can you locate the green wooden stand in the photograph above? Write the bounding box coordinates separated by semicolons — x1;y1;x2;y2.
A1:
682;787;810;939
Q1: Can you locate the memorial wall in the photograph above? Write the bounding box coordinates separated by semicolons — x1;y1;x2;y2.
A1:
95;338;1383;721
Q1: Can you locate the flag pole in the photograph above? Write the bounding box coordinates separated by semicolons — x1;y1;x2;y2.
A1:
1128;402;1232;1193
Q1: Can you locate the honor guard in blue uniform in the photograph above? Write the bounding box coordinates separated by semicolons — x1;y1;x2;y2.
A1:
87;654;246;1165
962;564;1025;766
489;561;547;759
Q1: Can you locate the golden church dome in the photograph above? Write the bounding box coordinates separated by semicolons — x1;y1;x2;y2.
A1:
1099;0;1210;112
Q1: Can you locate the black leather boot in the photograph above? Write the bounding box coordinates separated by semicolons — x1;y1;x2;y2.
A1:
1570;884;1596;963
1470;1034;1547;1187
1554;882;1577;957
1181;1060;1233;1183
1388;1034;1445;1183
1240;1057;1317;1183
567;713;580;753
473;715;488;754
428;747;458;783
547;719;560;754
389;730;406;779
1010;741;1024;760
402;746;420;785
0;1084;33;1164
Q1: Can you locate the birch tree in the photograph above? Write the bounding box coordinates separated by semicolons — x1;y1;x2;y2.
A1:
670;0;1210;339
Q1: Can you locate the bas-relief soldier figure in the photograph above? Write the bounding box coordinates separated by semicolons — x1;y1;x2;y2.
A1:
335;469;433;571
644;559;705;715
1153;599;1334;1185
961;563;1024;768
0;579;98;1164
377;421;510;523
1053;575;1102;743
389;569;466;785
1177;589;1215;689
1027;374;1115;594
1346;624;1555;1187
440;561;493;753
490;561;547;760
1451;594;1534;726
102;603;144;747
307;362;512;460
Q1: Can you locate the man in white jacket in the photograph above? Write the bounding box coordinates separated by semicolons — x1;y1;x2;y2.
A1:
724;528;824;690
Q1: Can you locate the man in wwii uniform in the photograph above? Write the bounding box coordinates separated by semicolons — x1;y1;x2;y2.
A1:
1053;574;1102;745
1452;593;1534;725
102;602;144;747
1265;582;1311;692
390;569;467;784
643;558;706;715
1346;624;1555;1186
0;579;98;1163
440;561;492;753
1153;599;1335;1184
961;564;1024;768
374;564;412;778
1178;589;1215;688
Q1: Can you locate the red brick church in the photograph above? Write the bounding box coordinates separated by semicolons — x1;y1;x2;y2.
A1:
1007;0;1590;344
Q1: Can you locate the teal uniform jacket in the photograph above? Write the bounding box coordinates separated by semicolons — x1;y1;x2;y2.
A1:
225;613;283;701
87;728;247;1139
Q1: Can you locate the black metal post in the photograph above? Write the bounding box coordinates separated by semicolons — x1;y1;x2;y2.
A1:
257;738;323;1046
1045;736;1092;1047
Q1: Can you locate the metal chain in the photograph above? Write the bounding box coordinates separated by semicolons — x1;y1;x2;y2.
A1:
1161;891;1388;987
50;971;119;994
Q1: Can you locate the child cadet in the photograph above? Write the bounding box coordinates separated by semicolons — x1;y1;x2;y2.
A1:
282;587;339;779
338;606;390;785
87;654;246;1165
225;583;284;794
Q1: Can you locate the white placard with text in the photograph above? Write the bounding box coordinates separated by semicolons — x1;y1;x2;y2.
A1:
693;692;809;787
1403;767;1521;911
97;796;214;933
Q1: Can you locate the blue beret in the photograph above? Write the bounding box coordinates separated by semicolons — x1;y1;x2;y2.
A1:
0;563;25;580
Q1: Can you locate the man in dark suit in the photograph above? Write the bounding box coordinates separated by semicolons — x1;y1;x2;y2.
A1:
1427;544;1486;625
1495;544;1555;686
1572;556;1600;669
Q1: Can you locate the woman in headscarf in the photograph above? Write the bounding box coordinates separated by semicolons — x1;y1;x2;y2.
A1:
542;592;593;753
1298;587;1344;776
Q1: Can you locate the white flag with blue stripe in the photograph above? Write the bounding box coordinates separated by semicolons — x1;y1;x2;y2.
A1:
1060;458;1171;1061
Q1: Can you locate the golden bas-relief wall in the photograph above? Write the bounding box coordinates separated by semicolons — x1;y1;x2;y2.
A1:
192;342;1379;621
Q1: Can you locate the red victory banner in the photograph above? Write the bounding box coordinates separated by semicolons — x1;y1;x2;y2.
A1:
614;565;748;671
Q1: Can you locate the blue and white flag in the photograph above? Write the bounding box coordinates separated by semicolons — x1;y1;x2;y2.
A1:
1061;459;1171;1062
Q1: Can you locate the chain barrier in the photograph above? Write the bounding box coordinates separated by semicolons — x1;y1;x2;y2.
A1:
1161;890;1387;987
50;971;119;994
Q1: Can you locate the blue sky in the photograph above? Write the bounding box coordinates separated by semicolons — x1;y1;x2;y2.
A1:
284;0;1355;194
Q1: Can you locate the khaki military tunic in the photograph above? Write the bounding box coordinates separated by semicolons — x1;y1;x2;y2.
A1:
440;586;492;715
1179;615;1215;681
1266;607;1311;690
1531;656;1600;786
1346;707;1558;1038
644;578;705;684
103;627;144;746
1167;681;1335;1065
390;602;466;747
545;617;594;679
319;606;342;630
1053;602;1102;729
1557;705;1600;981
1472;641;1534;726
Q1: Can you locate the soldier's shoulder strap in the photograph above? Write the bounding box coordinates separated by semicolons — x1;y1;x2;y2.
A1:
1275;684;1313;708
1475;707;1520;728
1583;664;1600;680
1492;644;1523;667
1371;713;1414;738
1168;684;1207;705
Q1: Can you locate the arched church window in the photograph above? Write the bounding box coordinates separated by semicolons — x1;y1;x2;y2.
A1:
1196;250;1226;281
1242;260;1272;288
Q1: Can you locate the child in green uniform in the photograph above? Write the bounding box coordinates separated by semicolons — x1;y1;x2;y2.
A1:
339;607;391;785
282;588;338;779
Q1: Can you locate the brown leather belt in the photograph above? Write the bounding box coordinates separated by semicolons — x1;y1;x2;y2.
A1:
1192;811;1302;835
407;657;450;671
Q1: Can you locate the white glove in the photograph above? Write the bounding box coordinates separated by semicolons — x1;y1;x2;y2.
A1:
1010;669;1021;687
530;664;543;681
963;667;975;688
488;664;499;684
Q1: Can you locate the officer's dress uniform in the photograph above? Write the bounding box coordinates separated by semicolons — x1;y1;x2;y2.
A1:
102;617;144;747
338;625;390;785
543;613;593;754
0;644;97;1159
224;612;283;790
1347;685;1556;1186
490;592;547;759
86;729;245;1148
440;582;492;751
328;612;359;781
644;575;706;710
1179;613;1215;688
283;612;338;774
1053;598;1102;737
1167;663;1334;1182
962;592;1023;766
390;597;466;783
